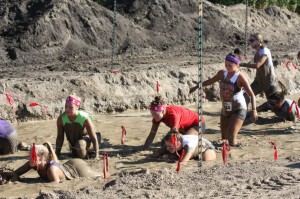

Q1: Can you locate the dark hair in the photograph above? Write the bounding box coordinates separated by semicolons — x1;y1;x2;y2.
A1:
151;96;165;106
267;80;287;103
164;130;182;143
297;51;300;59
233;48;243;56
268;92;284;102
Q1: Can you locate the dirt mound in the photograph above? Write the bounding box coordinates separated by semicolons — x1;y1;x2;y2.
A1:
1;0;299;65
0;0;299;120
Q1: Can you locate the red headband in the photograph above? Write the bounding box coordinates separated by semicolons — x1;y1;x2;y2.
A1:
150;104;166;112
66;96;81;106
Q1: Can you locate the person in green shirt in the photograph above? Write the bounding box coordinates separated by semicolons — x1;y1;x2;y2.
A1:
55;95;100;159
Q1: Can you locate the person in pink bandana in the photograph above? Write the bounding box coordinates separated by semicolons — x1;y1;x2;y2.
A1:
143;96;204;150
55;95;100;159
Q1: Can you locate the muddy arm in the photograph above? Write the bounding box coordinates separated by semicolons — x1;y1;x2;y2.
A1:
85;117;99;159
143;123;159;150
55;116;64;158
12;161;32;181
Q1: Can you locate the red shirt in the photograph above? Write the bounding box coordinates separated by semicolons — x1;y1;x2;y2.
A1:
152;105;198;131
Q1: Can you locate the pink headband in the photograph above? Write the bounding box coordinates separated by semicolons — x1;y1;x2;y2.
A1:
66;96;81;106
150;104;167;112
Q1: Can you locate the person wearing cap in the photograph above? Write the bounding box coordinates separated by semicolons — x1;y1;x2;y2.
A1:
240;33;277;102
0;119;18;155
55;95;100;159
201;53;258;146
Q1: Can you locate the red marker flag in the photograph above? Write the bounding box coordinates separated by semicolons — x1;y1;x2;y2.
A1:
31;143;38;170
269;142;278;160
176;149;185;173
29;102;50;116
156;81;160;93
285;60;298;70
201;90;206;102
103;152;109;179
5;93;15;110
171;134;179;157
288;101;300;119
222;141;230;164
121;126;126;145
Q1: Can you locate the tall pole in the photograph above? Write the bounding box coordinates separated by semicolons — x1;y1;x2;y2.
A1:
198;1;203;168
244;0;248;57
110;0;117;72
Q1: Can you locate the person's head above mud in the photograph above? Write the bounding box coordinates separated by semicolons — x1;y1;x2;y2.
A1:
10;142;101;183
149;96;167;122
248;33;266;49
143;96;200;150
297;51;300;61
162;130;216;162
55;95;100;159
0;120;19;155
65;95;81;116
257;91;300;122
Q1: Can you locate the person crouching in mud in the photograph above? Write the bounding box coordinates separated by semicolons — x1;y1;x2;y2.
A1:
257;91;300;122
143;96;202;150
11;142;101;183
0;119;18;155
55;95;100;159
153;130;216;162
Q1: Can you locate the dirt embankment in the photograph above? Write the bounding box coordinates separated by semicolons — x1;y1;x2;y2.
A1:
0;0;299;121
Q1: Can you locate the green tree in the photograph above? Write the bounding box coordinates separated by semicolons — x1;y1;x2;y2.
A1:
287;0;298;12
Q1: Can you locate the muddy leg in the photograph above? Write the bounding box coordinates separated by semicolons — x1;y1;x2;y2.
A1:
75;139;88;159
227;115;244;146
220;114;230;140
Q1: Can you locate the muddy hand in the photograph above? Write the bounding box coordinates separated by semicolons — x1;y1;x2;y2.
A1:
250;110;258;123
189;85;198;94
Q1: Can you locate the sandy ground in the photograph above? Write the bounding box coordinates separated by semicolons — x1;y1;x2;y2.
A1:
0;98;300;198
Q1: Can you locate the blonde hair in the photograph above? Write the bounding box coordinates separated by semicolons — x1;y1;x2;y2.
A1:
30;142;58;162
250;33;266;47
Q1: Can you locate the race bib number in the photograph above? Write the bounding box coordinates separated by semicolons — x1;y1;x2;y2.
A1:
223;102;232;111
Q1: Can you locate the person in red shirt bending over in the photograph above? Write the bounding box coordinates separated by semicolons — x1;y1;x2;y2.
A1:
143;96;216;161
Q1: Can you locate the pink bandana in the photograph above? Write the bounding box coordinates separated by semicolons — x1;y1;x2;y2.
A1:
66;96;81;106
150;104;166;112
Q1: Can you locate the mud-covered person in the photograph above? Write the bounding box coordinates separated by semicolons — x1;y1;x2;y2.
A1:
157;130;216;161
11;142;101;183
0;119;18;155
201;53;258;146
257;91;300;122
55;95;100;159
240;33;277;102
143;96;208;151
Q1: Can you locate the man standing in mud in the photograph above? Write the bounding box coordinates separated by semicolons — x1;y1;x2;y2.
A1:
55;95;100;159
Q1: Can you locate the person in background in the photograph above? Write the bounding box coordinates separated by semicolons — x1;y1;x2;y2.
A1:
11;142;101;183
240;33;277;103
55;95;100;159
0;119;18;155
257;91;299;122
